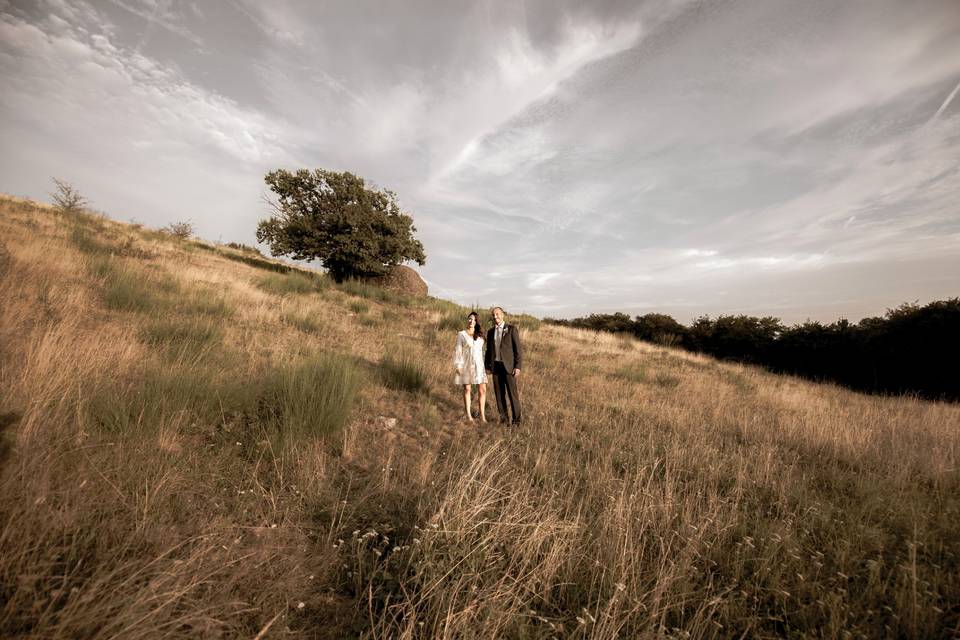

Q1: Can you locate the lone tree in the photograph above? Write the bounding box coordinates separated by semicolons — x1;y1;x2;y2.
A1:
50;178;88;215
256;169;426;282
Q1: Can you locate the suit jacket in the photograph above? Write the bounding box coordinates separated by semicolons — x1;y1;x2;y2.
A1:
485;323;522;372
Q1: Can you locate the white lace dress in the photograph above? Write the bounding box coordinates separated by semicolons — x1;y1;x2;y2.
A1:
453;331;488;385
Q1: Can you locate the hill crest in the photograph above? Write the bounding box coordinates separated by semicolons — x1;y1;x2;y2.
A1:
1;194;958;637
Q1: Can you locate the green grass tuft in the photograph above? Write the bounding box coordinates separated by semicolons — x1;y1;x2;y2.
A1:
178;288;232;317
139;317;223;357
87;363;223;435
379;349;428;394
339;279;411;306
436;310;468;332
89;257;167;313
282;311;322;333
70;225;115;255
615;363;648;383
256;271;327;296
653;372;681;388
511;313;542;332
260;352;363;440
218;250;293;274
349;301;369;315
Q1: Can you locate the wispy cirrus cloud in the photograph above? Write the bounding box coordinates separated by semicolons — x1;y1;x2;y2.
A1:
0;0;958;323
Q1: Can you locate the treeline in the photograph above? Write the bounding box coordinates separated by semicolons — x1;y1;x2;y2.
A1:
546;298;960;401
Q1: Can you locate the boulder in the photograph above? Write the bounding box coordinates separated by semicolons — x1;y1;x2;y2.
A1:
372;265;428;297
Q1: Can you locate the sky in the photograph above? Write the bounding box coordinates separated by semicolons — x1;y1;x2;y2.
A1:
1;0;959;324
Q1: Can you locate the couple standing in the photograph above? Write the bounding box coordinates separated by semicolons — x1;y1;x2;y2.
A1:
453;307;522;425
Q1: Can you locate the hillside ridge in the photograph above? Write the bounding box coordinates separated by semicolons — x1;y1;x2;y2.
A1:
1;194;958;638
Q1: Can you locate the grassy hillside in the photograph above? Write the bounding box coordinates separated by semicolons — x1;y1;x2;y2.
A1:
1;195;958;638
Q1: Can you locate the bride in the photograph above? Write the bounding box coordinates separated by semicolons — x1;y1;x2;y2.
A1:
453;311;488;423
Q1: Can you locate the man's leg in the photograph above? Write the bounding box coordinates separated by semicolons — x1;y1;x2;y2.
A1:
504;372;522;424
492;363;509;423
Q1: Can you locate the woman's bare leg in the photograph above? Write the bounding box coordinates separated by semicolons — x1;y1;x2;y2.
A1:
478;383;487;422
462;385;474;421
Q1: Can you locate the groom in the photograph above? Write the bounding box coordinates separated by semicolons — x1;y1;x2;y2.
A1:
485;307;522;425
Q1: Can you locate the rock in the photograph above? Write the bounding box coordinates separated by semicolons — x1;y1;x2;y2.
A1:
377;416;398;429
370;265;427;297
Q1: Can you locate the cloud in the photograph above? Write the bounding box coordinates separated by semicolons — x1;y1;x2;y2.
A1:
526;272;560;289
1;0;958;325
0;5;303;243
102;0;206;48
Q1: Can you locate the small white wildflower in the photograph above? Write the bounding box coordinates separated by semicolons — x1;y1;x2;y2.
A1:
297;602;305;610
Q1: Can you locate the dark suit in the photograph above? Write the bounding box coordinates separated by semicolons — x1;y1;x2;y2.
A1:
485;323;523;424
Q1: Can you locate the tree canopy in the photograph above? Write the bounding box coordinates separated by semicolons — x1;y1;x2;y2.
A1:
256;168;426;282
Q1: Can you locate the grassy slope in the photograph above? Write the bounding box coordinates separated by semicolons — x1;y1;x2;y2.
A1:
0;195;957;639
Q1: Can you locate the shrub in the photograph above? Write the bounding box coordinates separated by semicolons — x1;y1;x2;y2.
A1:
225;242;262;255
379;349;427;393
50;178;88;215
164;221;194;239
349;301;369;315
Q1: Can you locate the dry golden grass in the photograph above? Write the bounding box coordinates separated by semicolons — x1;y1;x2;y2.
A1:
0;194;957;638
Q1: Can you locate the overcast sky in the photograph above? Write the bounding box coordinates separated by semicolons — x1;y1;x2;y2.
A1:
2;0;959;323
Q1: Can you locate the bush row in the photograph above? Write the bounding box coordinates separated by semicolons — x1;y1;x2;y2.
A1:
547;299;960;400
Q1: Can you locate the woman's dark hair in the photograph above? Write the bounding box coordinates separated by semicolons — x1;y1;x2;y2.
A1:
468;311;484;341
